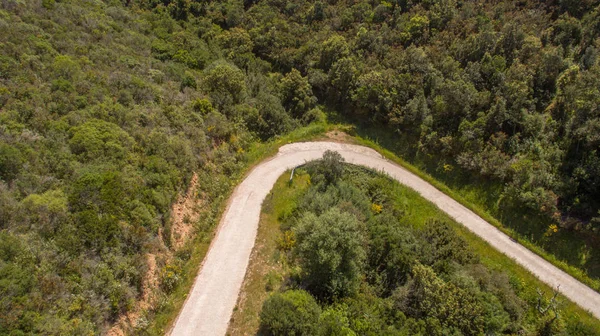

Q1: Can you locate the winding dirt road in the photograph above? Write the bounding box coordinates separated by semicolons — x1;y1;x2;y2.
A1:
170;142;600;336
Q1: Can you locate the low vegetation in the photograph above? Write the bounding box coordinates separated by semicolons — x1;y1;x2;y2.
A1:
230;152;600;336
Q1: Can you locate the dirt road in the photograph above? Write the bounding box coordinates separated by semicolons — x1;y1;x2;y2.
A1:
170;142;600;336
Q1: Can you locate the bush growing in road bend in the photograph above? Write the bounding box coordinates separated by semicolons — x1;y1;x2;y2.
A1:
259;289;321;336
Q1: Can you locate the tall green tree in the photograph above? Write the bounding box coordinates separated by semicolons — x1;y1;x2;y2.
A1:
293;208;366;300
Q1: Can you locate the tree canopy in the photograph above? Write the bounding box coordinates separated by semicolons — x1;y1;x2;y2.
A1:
1;0;600;333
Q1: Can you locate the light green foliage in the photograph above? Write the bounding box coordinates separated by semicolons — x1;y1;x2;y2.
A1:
69;119;134;162
328;57;359;102
259;290;321;336
217;27;254;60
320;35;350;70
401;14;430;44
160;264;182;294
203;60;247;107
299;180;371;219
319;304;357;336
52;55;80;80
351;69;409;122
21;189;68;237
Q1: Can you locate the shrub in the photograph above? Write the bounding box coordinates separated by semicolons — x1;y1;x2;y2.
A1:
203;60;246;107
259;290;321;336
294;208;366;300
420;219;478;268
280;69;316;119
367;213;420;294
308;150;345;186
395;264;485;335
69;119;134;162
160;264;182;294
0;143;23;182
180;71;197;91
319;304;356;336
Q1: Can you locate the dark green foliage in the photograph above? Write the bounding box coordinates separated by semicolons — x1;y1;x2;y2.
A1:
180;71;197;91
0;143;23;183
367;213;420;295
259;290;321;336
247;90;297;140
419;219;479;269
394;264;485;335
203;60;247;108
308;150;346;186
294;208;366;300
280;69;317;119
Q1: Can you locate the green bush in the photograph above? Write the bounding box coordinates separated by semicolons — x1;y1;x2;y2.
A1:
395;264;485;335
259;290;321;336
294;208;366;300
0;143;23;183
319;304;356;336
307;150;346;186
203;60;246;107
367;213;420;294
420;219;479;269
69;119;133;163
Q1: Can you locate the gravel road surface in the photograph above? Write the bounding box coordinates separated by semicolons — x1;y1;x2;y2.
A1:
170;141;600;336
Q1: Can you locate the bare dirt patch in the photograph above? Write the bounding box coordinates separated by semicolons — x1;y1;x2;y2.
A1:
171;173;201;250
323;130;353;143
108;253;160;335
109;173;202;335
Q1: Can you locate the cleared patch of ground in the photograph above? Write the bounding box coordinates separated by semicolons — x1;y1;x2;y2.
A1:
171;173;201;250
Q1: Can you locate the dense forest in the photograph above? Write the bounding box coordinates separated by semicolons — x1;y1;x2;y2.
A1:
229;0;600;228
1;0;600;334
0;0;317;334
257;152;594;335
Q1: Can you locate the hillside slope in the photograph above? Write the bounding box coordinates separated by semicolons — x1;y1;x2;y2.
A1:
1;0;600;334
0;0;315;334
